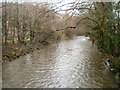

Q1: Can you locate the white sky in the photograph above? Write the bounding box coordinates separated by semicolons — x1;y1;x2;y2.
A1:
2;0;119;2
1;0;119;15
3;0;78;14
3;0;76;3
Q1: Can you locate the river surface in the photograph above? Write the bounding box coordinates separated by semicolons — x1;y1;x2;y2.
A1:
2;36;117;88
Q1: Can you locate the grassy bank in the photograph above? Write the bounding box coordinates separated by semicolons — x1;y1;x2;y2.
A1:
2;43;45;62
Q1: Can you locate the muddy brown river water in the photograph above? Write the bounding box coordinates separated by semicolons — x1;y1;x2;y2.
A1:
2;36;117;88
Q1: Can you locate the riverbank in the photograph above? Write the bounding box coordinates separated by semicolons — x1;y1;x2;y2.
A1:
2;42;46;62
2;35;76;62
101;51;120;87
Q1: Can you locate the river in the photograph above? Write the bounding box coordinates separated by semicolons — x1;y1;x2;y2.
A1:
2;36;117;88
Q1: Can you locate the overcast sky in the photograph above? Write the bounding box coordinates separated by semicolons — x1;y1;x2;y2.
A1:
0;0;75;3
2;0;119;2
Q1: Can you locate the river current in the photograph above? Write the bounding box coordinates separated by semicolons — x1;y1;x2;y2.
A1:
2;36;117;88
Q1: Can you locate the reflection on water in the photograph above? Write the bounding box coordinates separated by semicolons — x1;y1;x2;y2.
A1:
2;36;117;88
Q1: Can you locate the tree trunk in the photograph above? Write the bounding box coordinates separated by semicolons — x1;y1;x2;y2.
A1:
3;1;8;44
16;1;21;43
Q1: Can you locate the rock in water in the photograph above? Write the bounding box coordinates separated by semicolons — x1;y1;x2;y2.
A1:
104;58;111;66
